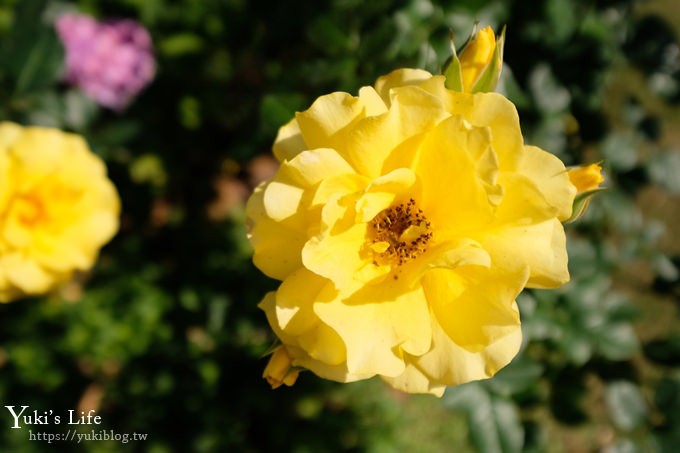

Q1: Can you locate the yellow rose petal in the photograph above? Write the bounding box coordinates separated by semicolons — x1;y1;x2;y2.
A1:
400;314;522;389
358;86;389;116
381;362;446;397
414;115;498;234
337;84;449;178
492;172;561;225
519;145;577;221
314;282;431;377
311;173;370;210
301;223;368;294
374;68;434;106
279;148;355;188
296;92;366;151
418;79;525;170
246;184;307;280
274;268;329;336
260;278;348;367
423;266;523;351
2;253;55;294
273;118;306;162
477;218;570;288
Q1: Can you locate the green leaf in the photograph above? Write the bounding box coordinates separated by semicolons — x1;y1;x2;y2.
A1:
606;438;639;453
499;65;530;109
91;120;142;151
492;398;524;453
597;190;643;233
444;383;524;453
561;329;594;366
647;149;680;194
644;336;680;365
61;271;172;365
260;93;305;135
15;32;63;95
528;64;570;113
4;0;64;96
600;132;639;171
487;356;544;397
605;381;648;431
25;91;63;128
159;33;205;57
306;15;353;54
566;237;600;279
651;253;679;281
63;89;99;130
596;322;639;361
655;375;680;415
654;374;680;451
130;153;168;188
546;0;576;43
179;95;202;130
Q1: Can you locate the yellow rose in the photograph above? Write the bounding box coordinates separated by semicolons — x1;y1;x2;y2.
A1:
247;69;576;396
0;122;120;302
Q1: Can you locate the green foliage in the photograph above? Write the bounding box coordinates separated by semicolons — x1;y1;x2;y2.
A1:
445;382;524;453
0;0;678;451
605;381;648;432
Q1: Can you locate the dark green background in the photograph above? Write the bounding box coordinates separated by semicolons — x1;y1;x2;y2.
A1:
0;0;679;451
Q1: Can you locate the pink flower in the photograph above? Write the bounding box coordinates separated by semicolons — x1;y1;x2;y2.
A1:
55;14;155;111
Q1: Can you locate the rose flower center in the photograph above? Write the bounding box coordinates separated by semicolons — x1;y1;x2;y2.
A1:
11;184;83;230
367;198;432;267
15;193;48;228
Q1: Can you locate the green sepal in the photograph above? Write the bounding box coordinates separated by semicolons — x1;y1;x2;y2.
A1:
565;187;607;223
442;31;464;91
471;25;506;93
456;21;479;56
260;339;281;358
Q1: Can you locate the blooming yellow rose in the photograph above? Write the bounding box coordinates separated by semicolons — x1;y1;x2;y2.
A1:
0;122;120;302
247;69;577;396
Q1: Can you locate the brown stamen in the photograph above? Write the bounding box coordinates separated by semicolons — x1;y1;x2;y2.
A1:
367;198;432;267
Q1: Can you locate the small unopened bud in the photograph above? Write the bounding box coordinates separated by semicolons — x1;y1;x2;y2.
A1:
442;24;505;93
263;346;299;389
565;163;606;223
568;163;605;193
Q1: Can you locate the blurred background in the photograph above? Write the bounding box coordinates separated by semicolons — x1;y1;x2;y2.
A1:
0;0;679;451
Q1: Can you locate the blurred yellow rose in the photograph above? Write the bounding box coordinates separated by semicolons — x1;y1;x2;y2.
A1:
248;69;577;396
0;122;120;302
